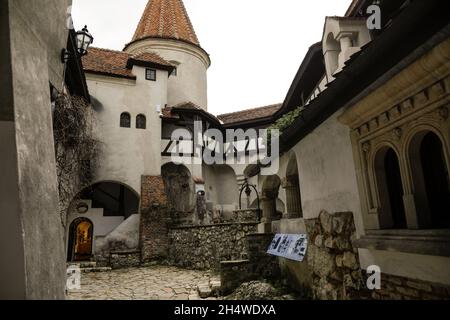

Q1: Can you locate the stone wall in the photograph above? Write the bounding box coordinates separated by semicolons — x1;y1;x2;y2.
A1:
305;211;367;300
168;223;258;270
139;176;170;263
220;233;281;295
220;260;253;295
110;250;141;269
369;272;450;300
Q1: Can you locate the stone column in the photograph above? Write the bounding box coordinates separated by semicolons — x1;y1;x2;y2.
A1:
260;190;278;223
139;176;169;263
283;176;302;219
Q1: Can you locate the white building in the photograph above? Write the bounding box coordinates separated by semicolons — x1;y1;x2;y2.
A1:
66;0;450;300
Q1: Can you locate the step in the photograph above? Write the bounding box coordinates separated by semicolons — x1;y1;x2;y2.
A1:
197;285;212;299
67;261;97;268
81;267;112;273
197;278;222;299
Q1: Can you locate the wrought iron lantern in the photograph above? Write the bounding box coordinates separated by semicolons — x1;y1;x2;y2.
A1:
61;25;94;63
75;25;94;56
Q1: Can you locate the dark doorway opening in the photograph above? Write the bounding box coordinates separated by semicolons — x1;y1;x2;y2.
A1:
67;218;94;262
375;147;407;229
420;132;450;228
384;148;407;228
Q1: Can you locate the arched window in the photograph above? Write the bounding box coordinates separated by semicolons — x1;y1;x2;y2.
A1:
285;154;303;218
136;114;146;129
409;131;450;228
120;112;131;128
374;147;407;229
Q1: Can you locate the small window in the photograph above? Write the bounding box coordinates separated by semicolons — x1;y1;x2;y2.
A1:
145;68;156;81
169;61;180;77
136;114;146;130
120;112;131;128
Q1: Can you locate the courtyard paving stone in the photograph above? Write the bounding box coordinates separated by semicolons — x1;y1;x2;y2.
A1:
68;265;218;300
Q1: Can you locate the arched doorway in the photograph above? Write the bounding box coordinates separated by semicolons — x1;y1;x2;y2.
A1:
284;154;303;218
67;218;94;262
410;131;450;228
374;147;407;229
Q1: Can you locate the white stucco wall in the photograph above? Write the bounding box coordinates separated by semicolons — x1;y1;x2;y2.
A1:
86;66;169;194
291;109;364;236
125;38;210;110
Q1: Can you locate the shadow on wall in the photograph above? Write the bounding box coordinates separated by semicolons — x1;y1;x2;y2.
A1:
162;162;193;213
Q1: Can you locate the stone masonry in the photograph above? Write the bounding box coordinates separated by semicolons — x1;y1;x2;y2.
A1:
369;272;450;300
140;175;170;263
168;222;258;270
220;233;281;295
304;211;367;300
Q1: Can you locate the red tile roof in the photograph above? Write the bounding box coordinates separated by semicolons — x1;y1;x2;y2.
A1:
131;0;200;47
218;104;283;124
82;47;173;79
171;101;204;111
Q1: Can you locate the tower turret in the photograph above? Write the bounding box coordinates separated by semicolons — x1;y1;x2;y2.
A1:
124;0;210;110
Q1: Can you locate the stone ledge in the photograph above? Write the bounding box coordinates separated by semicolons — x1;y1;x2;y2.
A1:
170;221;259;230
110;250;140;255
220;260;251;266
354;234;450;257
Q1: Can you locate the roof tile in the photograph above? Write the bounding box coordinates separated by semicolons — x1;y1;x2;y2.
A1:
218;104;282;124
132;0;200;47
82;47;173;79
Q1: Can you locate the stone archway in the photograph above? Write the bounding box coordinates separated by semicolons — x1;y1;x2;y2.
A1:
374;147;407;229
67;218;94;262
409;131;450;228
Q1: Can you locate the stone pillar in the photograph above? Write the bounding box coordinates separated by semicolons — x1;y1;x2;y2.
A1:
139;175;170;263
339;36;353;51
0;0;68;299
260;191;277;224
283;175;302;219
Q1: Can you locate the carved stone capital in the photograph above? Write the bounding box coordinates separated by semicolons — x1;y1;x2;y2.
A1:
361;142;371;154
392;127;403;140
438;106;449;121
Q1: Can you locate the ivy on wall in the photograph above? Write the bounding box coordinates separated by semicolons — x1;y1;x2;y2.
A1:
53;94;100;228
269;105;306;133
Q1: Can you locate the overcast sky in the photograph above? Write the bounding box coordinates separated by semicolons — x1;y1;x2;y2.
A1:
72;0;350;115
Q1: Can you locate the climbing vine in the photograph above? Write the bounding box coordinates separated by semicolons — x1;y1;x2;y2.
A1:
53;94;100;228
261;105;306;154
269;105;306;133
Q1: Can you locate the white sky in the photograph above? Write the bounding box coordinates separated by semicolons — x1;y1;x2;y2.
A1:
72;0;350;115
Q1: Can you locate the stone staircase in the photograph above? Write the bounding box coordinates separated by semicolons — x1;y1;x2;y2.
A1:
67;261;112;273
197;277;222;299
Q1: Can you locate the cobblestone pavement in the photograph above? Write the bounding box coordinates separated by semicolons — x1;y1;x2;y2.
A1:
68;265;219;300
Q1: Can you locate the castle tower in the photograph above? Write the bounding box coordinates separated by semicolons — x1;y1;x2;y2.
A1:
124;0;210;110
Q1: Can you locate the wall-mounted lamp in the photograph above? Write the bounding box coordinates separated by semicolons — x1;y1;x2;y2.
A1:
61;25;94;63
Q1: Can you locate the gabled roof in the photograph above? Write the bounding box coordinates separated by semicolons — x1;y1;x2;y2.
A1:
131;0;200;47
82;47;174;79
163;102;222;126
218;104;282;126
273;42;325;118
280;0;448;151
